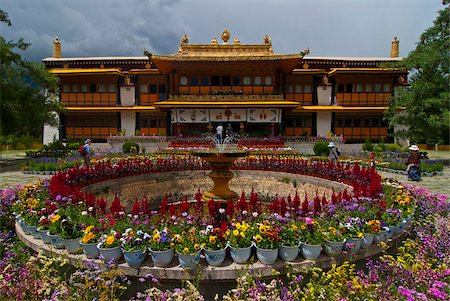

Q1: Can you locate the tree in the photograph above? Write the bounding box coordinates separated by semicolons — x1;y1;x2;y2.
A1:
0;9;60;138
385;1;450;145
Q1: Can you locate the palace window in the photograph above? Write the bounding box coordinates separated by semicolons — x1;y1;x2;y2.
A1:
63;84;70;92
180;76;188;86
201;76;210;85
211;75;221;85
254;76;262;86
337;84;345;93
71;84;78;93
158;84;166;94
366;84;372;92
374;84;382;92
81;84;88;92
287;85;293;93
355;84;363;92
140;84;148;93
191;76;199;86
222;75;231;85
383;84;390;92
89;84;96;93
99;84;107;92
232;76;241;85
346;83;353;93
295;85;302;93
304;85;312;93
265;76;272;85
243;76;251;86
149;84;157;93
108;84;115;92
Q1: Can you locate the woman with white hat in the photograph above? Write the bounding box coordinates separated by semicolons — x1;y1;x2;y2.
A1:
406;145;421;181
328;141;339;164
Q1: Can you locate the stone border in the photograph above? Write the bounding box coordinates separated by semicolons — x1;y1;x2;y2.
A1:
16;221;411;281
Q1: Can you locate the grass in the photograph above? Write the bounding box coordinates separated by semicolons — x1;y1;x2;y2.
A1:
0;149;40;160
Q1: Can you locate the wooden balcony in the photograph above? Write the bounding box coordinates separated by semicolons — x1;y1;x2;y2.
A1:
168;94;284;102
61;92;117;106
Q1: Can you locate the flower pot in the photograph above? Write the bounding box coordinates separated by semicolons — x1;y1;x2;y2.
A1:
301;243;322;260
323;240;345;257
344;237;362;254
373;231;386;243
80;242;100;259
389;225;402;235
279;245;299;262
203;247;227;267
28;225;41;239
177;251;201;270
123;249;146;268
20;221;31;235
361;234;374;249
48;232;65;249
229;245;253;264
149;248;174;267
39;229;51;244
384;227;393;239
98;244;122;263
64;238;82;254
255;246;278;265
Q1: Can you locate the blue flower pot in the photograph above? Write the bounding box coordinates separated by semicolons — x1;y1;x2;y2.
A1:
203;247;227;266
80;242;100;259
64;238;82;254
39;229;51;244
389;225;402;235
48;232;65;249
150;248;174;267
28;225;41;239
98;245;122;263
279;245;299;262
373;230;386;243
361;234;374;248
256;246;278;265
344;237;362;254
229;245;252;264
301;243;322;260
123;249;146;268
177;251;201;270
323;240;345;257
384;227;393;239
20;221;31;235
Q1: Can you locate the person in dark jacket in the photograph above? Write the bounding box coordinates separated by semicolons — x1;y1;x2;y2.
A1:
406;145;421;181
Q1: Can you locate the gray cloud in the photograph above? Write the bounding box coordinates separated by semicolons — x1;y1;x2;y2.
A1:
0;0;443;61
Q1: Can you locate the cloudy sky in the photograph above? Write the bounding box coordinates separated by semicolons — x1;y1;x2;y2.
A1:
1;0;443;62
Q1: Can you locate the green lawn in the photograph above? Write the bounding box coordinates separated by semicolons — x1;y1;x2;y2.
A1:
0;149;39;160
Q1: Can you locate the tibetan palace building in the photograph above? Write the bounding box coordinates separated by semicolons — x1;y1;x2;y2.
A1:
43;29;406;143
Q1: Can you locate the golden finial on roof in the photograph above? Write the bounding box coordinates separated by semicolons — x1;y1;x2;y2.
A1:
222;28;230;44
233;36;240;45
53;36;61;58
264;34;271;44
211;37;218;45
181;33;189;44
390;36;399;58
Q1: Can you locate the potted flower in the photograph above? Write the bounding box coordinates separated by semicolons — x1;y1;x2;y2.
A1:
342;217;364;253
381;208;402;236
300;217;325;260
200;225;228;266
97;230;123;263
22;209;40;238
227;221;253;264
60;216;83;254
253;221;280;265
47;212;65;249
322;223;346;257
279;222;300;262
38;216;51;244
361;219;381;248
80;224;101;259
148;227;174;267
172;226;201;269
120;228;150;268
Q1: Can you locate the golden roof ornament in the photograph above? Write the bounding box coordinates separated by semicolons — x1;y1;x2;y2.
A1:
181;33;189;44
221;28;230;44
233;36;241;45
264;34;271;44
390;36;399;58
211;37;218;45
53;36;61;58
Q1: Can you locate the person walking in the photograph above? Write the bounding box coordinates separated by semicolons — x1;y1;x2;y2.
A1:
82;139;94;166
328;142;339;164
406;145;421;181
216;124;224;144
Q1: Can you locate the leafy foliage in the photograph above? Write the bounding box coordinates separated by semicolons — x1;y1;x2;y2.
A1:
385;2;450;145
313;142;329;156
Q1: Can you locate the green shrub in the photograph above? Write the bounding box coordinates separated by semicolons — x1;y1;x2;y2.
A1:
362;138;373;151
26;141;70;158
122;142;139;154
313;142;329;156
386;143;402;152
374;146;383;153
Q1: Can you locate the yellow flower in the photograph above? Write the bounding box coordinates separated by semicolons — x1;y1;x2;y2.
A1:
209;236;217;244
241;222;249;232
194;243;200;250
235;223;241;230
84;225;94;234
240;232;246;238
201;242;206;248
82;232;94;243
291;224;298;231
106;235;115;246
357;232;363;238
153;233;161;242
225;230;230;236
189;227;196;235
233;229;240;237
170;242;174;248
255;234;262;243
50;214;60;223
300;224;307;230
183;247;189;254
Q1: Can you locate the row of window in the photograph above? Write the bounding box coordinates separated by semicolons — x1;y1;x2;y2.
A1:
62;83;116;93
337;83;391;93
179;75;273;86
286;84;313;94
335;118;388;127
140;84;167;94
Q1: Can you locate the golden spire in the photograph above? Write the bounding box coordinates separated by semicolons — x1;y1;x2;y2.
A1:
390;36;399;58
211;37;218;45
233;36;241;45
221;28;230;44
181;33;189;44
53;37;61;58
264;34;271;44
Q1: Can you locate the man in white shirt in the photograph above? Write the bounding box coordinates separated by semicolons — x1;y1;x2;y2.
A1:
216;124;224;144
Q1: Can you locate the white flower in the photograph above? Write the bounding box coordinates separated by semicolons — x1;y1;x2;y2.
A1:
252;212;258;217
88;207;94;212
242;210;248;215
81;211;88;216
219;208;225;214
